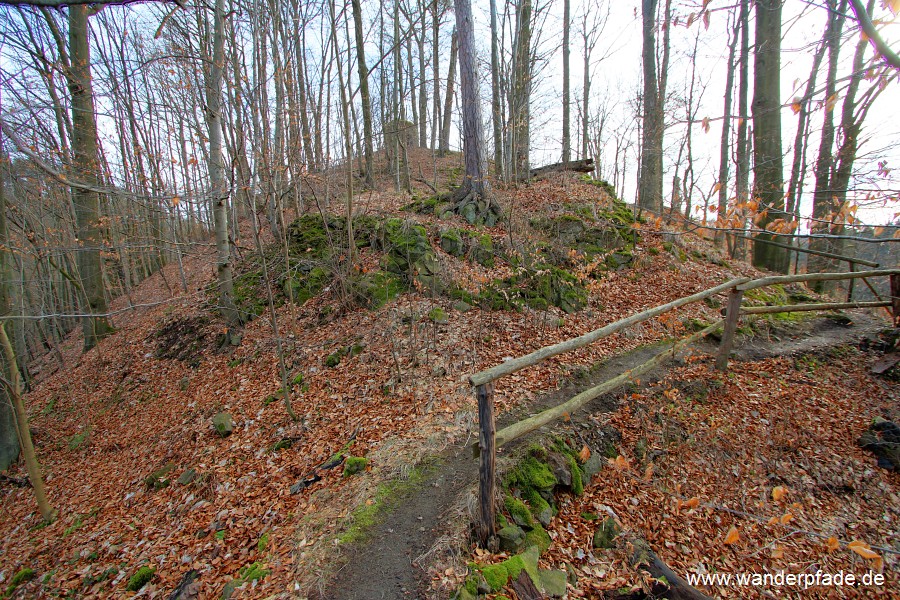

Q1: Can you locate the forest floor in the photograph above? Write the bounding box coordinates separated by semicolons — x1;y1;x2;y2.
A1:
1;150;898;599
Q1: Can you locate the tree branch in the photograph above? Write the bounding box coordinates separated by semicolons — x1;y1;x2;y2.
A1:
848;0;900;69
1;0;182;7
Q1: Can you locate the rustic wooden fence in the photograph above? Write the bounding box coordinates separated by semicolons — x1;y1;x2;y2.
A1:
468;268;900;544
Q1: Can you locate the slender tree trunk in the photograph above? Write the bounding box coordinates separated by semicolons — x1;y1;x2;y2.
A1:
439;29;457;155
490;0;503;178
206;0;240;336
733;0;751;259
351;0;374;187
809;0;848;284
431;1;442;152
715;14;739;245
562;0;571;163
751;0;790;273
67;7;114;350
0;140;19;471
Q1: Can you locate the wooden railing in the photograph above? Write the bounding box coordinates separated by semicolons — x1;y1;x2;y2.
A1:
468;268;900;544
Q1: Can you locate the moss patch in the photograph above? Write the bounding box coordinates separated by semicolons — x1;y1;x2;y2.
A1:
125;566;155;592
337;465;429;545
343;456;368;477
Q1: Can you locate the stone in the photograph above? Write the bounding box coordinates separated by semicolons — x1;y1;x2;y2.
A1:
582;451;604;480
538;569;568;598
177;468;199;486
212;413;234;437
592;516;621;549
546;452;572;487
452;301;473;312
498;525;526;553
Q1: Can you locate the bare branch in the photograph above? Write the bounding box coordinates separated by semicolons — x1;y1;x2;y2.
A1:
848;0;900;69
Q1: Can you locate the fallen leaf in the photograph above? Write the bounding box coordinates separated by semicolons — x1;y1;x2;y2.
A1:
724;527;740;545
772;486;787;502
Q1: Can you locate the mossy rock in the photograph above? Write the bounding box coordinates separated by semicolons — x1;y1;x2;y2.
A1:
352;271;404;309
523;487;554;526
468;233;495;267
283;266;331;305
539;569;568;598
477;563;509;592
524;524;552;554
440;228;466;257
145;462;176;490
427;307;449;324
504;495;534;528
592;517;621;549
213;412;234;437
507;455;558;492
498;525;526;553
375;218;444;292
343;456;368;477
125;566;155;592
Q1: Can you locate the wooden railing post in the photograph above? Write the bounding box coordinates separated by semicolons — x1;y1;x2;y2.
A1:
892;274;900;327
716;288;745;371
847;261;856;302
476;383;496;545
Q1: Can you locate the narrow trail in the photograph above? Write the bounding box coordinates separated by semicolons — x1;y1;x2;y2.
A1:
323;312;887;600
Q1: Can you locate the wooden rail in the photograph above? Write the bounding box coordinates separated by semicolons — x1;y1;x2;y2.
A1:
469;268;900;546
469;277;748;387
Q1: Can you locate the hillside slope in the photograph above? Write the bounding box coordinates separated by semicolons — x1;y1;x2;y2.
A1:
1;155;895;599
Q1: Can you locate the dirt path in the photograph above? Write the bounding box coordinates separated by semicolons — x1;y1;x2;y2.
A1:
323;312;888;599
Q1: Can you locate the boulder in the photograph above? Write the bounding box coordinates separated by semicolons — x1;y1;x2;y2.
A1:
213;413;233;437
498;525;526;553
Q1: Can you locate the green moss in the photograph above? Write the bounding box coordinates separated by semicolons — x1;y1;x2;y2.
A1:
501;555;526;581
478;563;509;591
343;456;368;477
125;566;155;592
523;487;553;523
144;461;175;490
68;429;90;451
257;532;270;553
440;228;466;257
354;271;404;309
427;307;448;323
239;562;269;583
504;495;534;528
464;575;478;595
524;523;552;554
0;567;37;598
568;455;584;495
325;348;345;368
507;455;557;491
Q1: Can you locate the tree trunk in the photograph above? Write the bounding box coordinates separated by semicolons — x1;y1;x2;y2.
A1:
751;0;790;273
0;140;19;471
453;0;499;226
439;29;457;155
809;0;849;286
715;14;739;245
490;0;503;178
67;6;114;350
638;0;663;214
351;0;374;187
562;0;571;163
206;0;240;337
510;0;532;177
733;0;751;260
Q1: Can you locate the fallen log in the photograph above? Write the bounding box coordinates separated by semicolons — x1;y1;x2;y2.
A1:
526;158;595;180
